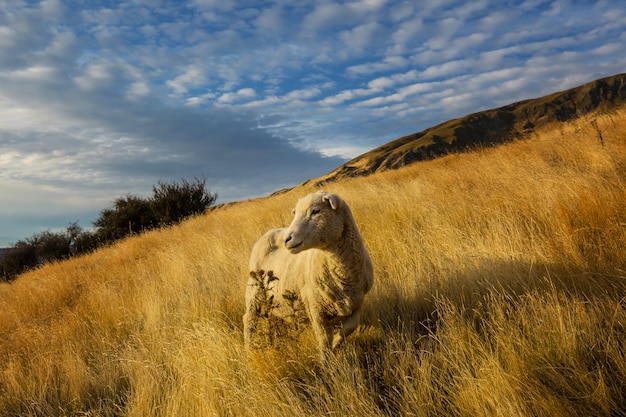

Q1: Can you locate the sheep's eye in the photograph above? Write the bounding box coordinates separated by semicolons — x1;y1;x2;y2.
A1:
310;208;321;216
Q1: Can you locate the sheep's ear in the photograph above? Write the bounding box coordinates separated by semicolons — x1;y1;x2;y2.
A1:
322;193;339;210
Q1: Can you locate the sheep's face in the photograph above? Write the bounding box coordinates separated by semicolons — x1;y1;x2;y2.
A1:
284;191;345;254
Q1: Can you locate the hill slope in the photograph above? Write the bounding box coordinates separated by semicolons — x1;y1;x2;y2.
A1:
312;72;626;185
1;108;626;416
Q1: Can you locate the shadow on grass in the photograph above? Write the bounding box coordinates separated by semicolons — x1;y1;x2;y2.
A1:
367;257;624;335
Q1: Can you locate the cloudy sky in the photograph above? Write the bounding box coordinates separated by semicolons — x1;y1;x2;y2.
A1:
1;0;625;246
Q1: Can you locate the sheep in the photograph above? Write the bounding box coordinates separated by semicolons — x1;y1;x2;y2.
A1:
243;190;374;358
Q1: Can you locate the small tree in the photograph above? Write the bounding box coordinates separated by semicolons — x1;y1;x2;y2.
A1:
0;240;38;281
66;221;99;255
71;229;100;255
94;195;157;243
151;177;217;225
34;230;72;263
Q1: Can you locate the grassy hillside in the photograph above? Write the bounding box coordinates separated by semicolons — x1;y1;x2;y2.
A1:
316;73;626;183
1;109;626;416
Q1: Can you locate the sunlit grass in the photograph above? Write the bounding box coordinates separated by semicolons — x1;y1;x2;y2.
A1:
1;109;625;416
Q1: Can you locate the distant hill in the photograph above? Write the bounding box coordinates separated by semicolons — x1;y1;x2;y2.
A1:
310;73;626;185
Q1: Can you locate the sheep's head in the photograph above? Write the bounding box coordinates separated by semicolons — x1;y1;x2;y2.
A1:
284;191;345;254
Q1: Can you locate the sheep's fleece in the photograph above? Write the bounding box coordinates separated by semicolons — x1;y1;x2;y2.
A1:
243;191;374;357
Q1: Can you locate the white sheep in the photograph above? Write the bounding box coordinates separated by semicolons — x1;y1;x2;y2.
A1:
243;191;374;357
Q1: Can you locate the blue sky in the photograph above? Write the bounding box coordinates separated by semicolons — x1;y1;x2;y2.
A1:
1;0;625;246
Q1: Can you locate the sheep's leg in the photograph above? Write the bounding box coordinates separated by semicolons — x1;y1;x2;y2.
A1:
243;309;259;348
307;306;333;359
332;309;361;349
315;317;334;350
243;280;261;348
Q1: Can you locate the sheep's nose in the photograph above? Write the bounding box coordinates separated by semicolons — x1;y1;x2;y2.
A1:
284;234;293;245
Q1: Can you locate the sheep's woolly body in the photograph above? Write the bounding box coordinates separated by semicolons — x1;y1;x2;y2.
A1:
243;191;374;357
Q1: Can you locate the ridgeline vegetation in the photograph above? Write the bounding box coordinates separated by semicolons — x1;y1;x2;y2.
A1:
0;177;216;281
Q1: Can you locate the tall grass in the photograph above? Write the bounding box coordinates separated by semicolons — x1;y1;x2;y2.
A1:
1;109;626;416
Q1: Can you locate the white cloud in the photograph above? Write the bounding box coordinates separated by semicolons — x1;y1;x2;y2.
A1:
353;80;436;109
338;21;385;55
217;87;257;104
438;92;474;112
190;0;237;12
420;59;469;80
389;2;417;22
74;62;114;90
240;87;321;109
351;0;387;12
321;90;358;106
389;17;425;54
347;55;409;76
303;3;348;33
284;87;321;101
185;92;217;107
425;17;462;50
447;0;489;20
319;72;408;107
367;76;395;90
127;81;150;100
478;10;511;29
318;144;372;159
9;65;59;81
239;95;282;108
166;66;206;95
254;5;285;35
303;0;386;40
592;42;623;56
387;69;420;84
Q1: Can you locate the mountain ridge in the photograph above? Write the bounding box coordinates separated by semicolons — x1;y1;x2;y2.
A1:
307;73;626;186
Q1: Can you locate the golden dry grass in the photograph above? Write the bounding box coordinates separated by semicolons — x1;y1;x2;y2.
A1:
1;109;626;416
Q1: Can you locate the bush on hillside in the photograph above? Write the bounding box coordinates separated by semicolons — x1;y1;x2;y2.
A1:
93;177;216;244
151;177;218;225
0;178;217;281
0;227;76;281
0;240;39;280
94;195;158;243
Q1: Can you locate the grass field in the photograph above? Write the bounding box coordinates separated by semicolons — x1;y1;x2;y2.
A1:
1;109;626;416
